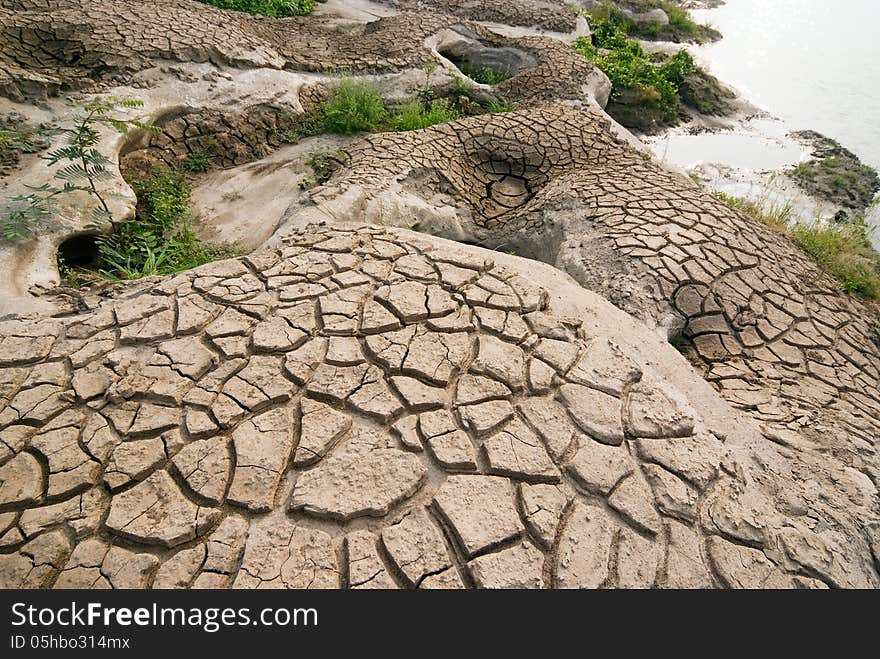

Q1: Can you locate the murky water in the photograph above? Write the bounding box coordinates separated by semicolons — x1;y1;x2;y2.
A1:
651;118;800;170
652;0;880;244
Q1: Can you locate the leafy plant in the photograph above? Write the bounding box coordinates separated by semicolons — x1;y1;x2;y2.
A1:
182;152;211;173
304;149;342;186
574;14;695;125
93;170;233;280
2;97;155;240
196;0;314;17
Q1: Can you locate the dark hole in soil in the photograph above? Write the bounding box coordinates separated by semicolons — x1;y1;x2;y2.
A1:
57;234;101;269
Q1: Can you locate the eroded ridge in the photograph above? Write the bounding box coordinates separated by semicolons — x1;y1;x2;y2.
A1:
318;104;880;478
376;0;581;33
4;225;872;589
0;0;596;104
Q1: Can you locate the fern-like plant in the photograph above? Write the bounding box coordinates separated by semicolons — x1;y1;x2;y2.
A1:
2;97;154;240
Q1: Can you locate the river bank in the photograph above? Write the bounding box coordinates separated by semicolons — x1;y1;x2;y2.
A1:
643;0;880;248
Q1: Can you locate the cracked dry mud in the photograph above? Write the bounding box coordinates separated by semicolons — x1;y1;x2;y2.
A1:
0;0;878;589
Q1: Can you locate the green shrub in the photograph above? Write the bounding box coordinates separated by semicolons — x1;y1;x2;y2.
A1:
575;27;692;123
583;1;718;43
321;79;388;134
392;99;460;131
196;0;314;17
94;171;232;280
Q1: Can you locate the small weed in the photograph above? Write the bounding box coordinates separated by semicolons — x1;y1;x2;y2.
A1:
277;128;301;144
449;76;474;97
182;153;210;173
485;99;515;113
221;190;243;202
305;149;343;186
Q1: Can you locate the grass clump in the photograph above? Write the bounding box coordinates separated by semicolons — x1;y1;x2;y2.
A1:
392;99;460;131
457;63;512;85
321;79;388;134
711;191;793;231
196;0;314;17
449;76;475;97
91;171;232;280
486;99;516;113
319;79;464;135
712;191;880;300
291;77;513;140
790;219;880;299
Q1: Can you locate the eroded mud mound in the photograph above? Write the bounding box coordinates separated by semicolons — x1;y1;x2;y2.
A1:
2;225;875;589
0;0;878;590
377;0;581;32
315;105;880;474
0;1;441;100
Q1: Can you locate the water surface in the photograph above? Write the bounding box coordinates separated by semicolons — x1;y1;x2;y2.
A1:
688;0;880;241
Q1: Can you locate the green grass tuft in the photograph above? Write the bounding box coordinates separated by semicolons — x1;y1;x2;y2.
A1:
182;152;210;173
791;220;880;299
712;191;880;300
711;191;793;231
457;63;512;86
196;0;314;17
321;79;388;134
392;99;461;132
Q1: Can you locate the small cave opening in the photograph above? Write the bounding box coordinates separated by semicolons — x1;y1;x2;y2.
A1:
57;234;101;270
